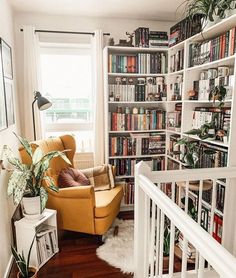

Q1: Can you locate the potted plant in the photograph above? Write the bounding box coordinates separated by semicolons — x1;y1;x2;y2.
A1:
184;0;236;28
209;85;227;108
11;237;37;278
3;133;71;216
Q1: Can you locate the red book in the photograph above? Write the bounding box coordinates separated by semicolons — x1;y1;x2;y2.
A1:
213;214;223;243
112;113;117;131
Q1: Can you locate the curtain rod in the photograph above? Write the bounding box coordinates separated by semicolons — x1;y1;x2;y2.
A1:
20;29;110;36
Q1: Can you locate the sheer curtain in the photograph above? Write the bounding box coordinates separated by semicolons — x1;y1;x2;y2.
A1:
22;25;43;141
92;30;105;166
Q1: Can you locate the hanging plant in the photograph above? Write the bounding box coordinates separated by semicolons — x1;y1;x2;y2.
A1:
209;85;227;108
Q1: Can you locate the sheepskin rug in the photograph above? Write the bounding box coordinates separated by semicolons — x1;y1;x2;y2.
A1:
96;219;134;274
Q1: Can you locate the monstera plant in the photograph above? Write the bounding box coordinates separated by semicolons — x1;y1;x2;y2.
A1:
4;133;71;215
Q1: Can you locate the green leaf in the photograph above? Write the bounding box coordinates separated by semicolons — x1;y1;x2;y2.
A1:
43;176;59;193
32;147;43;165
3;146;27;172
14;133;33;158
40;187;48;211
185;129;201;135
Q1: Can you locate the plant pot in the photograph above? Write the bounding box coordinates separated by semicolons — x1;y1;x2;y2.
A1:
22;196;41;216
17;267;38;278
163;256;169;272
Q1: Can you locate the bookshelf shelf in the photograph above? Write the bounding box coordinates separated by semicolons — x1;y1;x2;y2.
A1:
108;129;165;134
107;46;168;53
108;73;167;77
167;154;182;165
183;100;232;104
109;154;165;159
108;101;167;105
182;133;229;148
116;175;134;179
168;69;184;76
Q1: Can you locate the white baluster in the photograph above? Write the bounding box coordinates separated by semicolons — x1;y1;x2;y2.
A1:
150;202;156;278
158;212;165;277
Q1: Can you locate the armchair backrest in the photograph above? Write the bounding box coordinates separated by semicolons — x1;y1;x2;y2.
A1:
19;134;76;174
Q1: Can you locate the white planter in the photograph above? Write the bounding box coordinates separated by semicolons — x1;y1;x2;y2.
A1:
22;196;41;215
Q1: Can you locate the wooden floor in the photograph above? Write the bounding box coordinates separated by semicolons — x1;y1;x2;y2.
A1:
9;211;185;278
9;212;134;278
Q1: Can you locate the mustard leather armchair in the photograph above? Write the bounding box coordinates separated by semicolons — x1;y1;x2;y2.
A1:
19;135;123;235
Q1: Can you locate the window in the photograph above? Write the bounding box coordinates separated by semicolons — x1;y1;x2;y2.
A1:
40;44;93;152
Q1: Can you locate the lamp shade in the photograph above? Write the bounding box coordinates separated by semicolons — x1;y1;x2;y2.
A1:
37;96;52;111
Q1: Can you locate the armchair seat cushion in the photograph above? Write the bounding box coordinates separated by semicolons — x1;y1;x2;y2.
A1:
95;185;123;218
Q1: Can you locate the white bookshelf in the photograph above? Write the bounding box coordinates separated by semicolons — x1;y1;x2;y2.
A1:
15;209;59;269
103;15;236;210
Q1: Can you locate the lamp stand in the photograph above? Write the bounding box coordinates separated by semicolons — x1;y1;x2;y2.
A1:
32;98;37;141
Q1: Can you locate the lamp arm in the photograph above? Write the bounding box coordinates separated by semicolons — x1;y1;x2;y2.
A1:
32;98;37;141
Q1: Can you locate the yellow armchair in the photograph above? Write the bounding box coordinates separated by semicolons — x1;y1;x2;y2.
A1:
19;135;123;235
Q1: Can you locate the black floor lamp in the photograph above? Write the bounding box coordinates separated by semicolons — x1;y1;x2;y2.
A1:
32;91;52;140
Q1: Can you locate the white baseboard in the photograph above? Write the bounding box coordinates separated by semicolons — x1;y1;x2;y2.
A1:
4;255;13;278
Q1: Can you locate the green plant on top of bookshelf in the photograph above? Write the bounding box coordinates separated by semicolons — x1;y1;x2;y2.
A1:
209;85;227;108
184;0;236;23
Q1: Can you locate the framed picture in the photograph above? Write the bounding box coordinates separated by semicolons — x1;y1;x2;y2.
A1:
0;38;13;79
4;78;15;126
0;49;7;131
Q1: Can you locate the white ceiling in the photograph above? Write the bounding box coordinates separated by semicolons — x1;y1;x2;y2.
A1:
9;0;185;21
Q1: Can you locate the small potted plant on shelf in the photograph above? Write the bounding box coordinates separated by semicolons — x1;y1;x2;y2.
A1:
209;85;227;108
3;133;71;217
11;238;37;278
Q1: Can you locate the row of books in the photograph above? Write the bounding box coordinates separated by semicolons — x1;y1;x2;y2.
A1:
123;180;134;205
169;14;203;47
109;109;166;131
192;107;231;133
108;82;166;102
169;78;183;101
168;134;181;161
36;224;57;265
169;49;184;73
108;53;167;74
189;27;236;67
109;157;165;176
167;159;180;170
109;133;166;156
198;142;228;168
134;28;168;48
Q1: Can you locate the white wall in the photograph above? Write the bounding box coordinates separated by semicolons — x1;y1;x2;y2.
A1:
14;12;174;133
0;0;20;277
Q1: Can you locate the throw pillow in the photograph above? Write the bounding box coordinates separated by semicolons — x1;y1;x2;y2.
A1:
58;167;90;188
81;164;115;191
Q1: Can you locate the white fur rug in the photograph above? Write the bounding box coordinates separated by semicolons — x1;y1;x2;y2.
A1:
96;219;134;274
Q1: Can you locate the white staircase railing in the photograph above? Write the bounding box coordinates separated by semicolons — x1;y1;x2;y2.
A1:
134;162;236;278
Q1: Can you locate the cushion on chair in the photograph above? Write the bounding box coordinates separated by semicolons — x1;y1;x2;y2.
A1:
81;164;115;191
58;167;90;188
94;185;123;218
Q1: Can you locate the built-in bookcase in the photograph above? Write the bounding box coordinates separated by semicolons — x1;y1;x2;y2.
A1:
103;14;236;211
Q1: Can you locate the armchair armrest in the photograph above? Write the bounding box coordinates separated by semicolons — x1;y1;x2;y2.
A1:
49;185;95;199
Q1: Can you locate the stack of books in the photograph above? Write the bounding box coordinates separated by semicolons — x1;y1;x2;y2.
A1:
178;232;196;259
149;31;168;48
169;15;203;47
216;183;225;212
36;224;57;265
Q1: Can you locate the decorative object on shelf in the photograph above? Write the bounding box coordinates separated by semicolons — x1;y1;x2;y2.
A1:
32;91;52;140
125;32;134;47
11;237;38;278
209;85;227;108
185;0;236;26
0;38;13;79
3;133;71;216
108;37;115;46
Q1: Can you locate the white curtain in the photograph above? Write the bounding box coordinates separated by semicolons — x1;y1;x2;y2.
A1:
22;25;43;141
92;30;105;166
